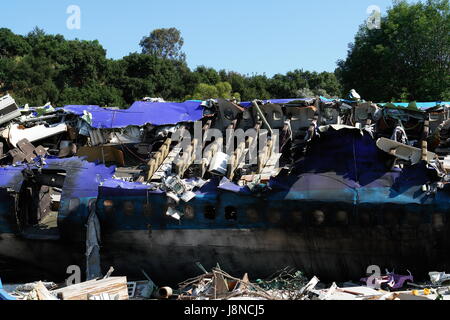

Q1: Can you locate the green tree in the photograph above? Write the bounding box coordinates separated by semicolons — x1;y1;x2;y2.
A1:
110;53;191;104
1;26;347;107
191;83;219;100
215;81;233;99
296;88;315;98
0;28;31;58
192;66;221;85
139;28;186;61
336;0;450;102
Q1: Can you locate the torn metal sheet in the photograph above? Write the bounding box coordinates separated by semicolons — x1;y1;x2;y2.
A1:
376;137;437;164
88;128;107;146
0;94;21;126
429;272;450;286
10;139;48;163
217;177;252;194
109;127;143;144
166;206;182;220
162;175;200;202
215;99;246;131
0;156;116;196
8;122;68;147
239;98;313;108
209;152;229;176
86;204;102;280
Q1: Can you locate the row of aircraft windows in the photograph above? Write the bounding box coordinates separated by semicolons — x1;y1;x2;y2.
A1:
89;199;447;228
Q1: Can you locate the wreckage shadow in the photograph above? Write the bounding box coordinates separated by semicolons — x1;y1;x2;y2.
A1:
292;128;394;188
388;161;439;202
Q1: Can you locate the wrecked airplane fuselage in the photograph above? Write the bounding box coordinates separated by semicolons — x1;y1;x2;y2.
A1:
1;94;450;284
93;127;450;284
0;156;115;281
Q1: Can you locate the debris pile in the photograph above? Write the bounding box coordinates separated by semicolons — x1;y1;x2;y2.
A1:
177;267;285;300
5;267;450;300
175;267;450;301
2;268;132;300
0;92;449;216
1;92;449;195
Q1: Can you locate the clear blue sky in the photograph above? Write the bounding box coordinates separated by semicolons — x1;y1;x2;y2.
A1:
2;0;402;76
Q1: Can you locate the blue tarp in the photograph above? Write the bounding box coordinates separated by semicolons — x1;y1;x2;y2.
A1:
0;157;116;197
378;102;450;110
60;101;204;129
0;278;15;300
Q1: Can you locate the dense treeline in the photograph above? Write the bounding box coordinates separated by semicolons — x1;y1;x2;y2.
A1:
0;0;448;107
0;27;341;107
337;0;450;102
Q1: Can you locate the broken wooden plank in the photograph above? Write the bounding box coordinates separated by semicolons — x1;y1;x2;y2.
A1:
52;277;129;300
34;281;58;300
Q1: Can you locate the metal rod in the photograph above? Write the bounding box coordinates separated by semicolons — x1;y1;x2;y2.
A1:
252;100;273;136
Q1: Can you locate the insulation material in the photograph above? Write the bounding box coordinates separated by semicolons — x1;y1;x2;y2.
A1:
77;146;125;166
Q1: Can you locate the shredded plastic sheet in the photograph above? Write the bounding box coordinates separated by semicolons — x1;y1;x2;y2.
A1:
100;178;162;192
320;96;355;104
60;101;204;129
217;177;252;194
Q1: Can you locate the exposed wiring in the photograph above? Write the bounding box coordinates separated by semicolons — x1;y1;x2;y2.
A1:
113;132;149;163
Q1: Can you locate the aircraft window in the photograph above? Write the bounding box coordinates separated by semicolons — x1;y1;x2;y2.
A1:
184;205;195;219
123;201;134;216
404;212;420;226
69;198;80;215
336;210;349;225
143;203;152;217
291;210;303;223
204;205;216;220
432;213;445;230
103;200;114;215
359;212;372;226
268;210;281;224
225;206;237;221
312;210;325;226
384;211;398;226
246;208;259;222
